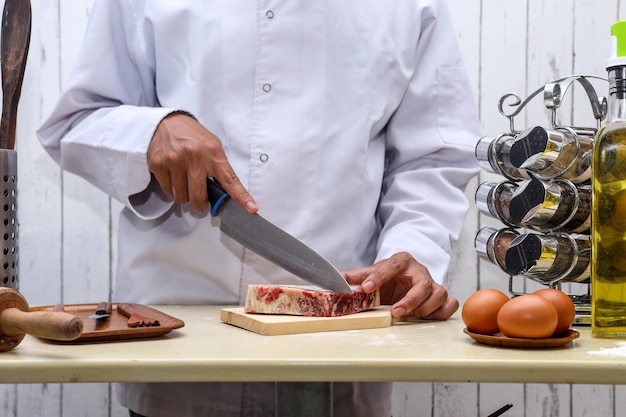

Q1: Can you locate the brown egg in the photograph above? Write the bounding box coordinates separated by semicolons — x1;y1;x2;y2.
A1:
497;294;558;339
462;289;510;335
533;288;576;335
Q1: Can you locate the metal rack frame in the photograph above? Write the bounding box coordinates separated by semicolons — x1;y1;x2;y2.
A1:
479;74;608;324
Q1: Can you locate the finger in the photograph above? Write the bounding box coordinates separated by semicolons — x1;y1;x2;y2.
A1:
170;171;189;205
360;253;410;293
187;172;209;212
147;128;173;196
214;169;258;213
422;297;460;321
389;281;432;318
392;284;452;319
153;170;174;197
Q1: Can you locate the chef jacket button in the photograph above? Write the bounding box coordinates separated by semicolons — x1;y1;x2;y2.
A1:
260;154;269;162
262;83;272;93
266;10;275;19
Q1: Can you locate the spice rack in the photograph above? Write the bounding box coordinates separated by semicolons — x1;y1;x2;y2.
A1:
474;75;608;325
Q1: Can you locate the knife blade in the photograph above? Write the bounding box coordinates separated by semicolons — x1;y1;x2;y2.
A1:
207;179;352;294
88;301;112;320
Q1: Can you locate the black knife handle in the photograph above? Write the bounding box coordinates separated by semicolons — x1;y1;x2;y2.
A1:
207;178;230;217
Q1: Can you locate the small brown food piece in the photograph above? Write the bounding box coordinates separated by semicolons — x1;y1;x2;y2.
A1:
244;284;380;317
117;303;160;327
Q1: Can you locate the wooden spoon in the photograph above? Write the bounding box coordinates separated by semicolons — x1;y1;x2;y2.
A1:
0;0;31;150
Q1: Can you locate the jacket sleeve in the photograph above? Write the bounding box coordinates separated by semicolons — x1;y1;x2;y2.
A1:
36;0;176;219
376;0;481;286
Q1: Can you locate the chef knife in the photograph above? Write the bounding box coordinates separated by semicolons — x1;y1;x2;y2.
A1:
207;178;353;294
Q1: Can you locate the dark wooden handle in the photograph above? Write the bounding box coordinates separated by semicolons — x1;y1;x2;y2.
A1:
0;0;31;149
95;301;112;316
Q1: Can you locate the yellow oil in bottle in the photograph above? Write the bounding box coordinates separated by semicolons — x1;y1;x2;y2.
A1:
592;121;626;337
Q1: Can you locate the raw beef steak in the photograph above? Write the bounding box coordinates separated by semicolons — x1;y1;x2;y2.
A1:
244;284;380;317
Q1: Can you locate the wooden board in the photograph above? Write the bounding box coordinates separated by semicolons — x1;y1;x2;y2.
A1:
221;306;392;336
31;303;185;342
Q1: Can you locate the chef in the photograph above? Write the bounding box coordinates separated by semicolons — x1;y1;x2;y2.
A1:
37;0;481;416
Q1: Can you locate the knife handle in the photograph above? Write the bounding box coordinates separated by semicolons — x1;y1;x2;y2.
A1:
207;178;230;217
95;301;112;316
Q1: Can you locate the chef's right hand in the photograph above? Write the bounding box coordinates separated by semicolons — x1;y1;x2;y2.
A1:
148;112;258;213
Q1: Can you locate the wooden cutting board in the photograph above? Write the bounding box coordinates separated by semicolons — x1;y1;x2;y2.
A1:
220;306;392;336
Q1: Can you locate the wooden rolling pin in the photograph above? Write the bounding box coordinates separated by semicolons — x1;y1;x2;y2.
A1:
0;288;83;352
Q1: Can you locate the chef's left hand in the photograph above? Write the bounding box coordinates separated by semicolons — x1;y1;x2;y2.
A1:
342;252;459;320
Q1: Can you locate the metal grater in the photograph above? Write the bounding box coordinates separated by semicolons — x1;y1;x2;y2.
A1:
0;150;18;289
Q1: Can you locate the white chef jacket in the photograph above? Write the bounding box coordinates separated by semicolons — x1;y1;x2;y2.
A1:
38;0;481;416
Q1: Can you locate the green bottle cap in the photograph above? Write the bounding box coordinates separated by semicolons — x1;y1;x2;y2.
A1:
608;21;626;68
612;21;626;57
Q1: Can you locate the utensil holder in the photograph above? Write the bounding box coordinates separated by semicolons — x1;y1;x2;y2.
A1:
0;149;18;289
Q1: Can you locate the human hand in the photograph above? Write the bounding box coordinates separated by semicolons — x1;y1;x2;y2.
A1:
342;252;459;320
148;112;258;213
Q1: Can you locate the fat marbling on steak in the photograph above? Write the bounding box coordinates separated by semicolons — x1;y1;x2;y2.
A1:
244;284;380;317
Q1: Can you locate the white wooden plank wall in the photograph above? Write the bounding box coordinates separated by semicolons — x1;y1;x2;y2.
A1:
0;1;624;416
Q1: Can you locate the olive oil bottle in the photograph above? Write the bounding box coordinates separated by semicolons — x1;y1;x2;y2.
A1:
592;21;626;338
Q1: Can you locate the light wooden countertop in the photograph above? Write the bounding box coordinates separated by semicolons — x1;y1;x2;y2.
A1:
0;305;624;385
